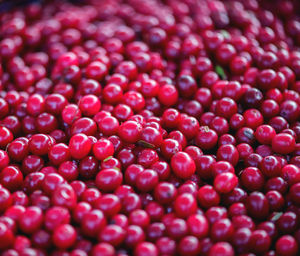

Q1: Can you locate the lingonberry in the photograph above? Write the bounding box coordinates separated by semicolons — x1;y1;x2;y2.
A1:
0;0;300;253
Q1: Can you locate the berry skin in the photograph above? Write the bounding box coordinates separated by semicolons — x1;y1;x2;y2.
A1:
93;138;114;161
158;84;178;106
79;94;101;116
174;193;197;218
0;222;14;250
96;168;123;192
0;126;13;148
214;173;238;194
19;206;43;234
187;214;209;239
0;150;9;170
1;1;300;254
69;133;92;159
272;133;296;154
208;242;234;256
196;127;218;150
118;121;143;143
171;152;196;179
0;166;23;191
275;235;299;256
52;224;77;249
198;185;220;209
255;125;276;145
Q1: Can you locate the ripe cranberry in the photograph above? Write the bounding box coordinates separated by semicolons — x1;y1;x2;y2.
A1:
187;214;209;239
96;169;122;192
214;173;238;194
0;166;23;192
167;218;188;240
91;242;115;256
81;209;106;237
98;224;126;246
198;185;220;209
174;193;197;218
19;206;43;234
246;192;269;220
118;121;142;143
0;222;14;250
216;144;239;166
171;152;196;179
260;156;282;178
281;164;300;185
208;242;234;256
44;206;70;231
93;138;114;161
277;211;298;234
276;235;299;256
250;229;271;254
49;143;70;166
241;167;265;191
196;127;218;150
51;184;77;210
0;126;13;148
272;133;296;154
53;224;77;250
158;84;178;106
134;242;158;256
137;149;159;168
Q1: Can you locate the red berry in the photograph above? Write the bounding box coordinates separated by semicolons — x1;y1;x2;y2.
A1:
171;152;196;179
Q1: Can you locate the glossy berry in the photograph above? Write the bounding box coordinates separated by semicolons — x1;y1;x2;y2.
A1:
171;152;196;179
69;133;92;159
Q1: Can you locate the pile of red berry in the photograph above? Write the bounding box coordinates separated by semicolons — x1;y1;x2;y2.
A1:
0;0;300;255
